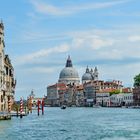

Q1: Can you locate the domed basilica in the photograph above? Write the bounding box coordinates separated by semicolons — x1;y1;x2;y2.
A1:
58;56;80;85
58;56;98;85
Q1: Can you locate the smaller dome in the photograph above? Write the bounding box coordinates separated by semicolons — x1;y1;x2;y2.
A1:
82;73;93;81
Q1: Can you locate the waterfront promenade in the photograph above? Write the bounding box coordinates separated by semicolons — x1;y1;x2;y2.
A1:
0;107;140;140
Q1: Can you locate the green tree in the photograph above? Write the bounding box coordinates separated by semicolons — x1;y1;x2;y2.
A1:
109;90;120;96
134;74;140;87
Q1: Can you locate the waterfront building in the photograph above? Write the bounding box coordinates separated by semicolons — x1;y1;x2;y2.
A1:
75;85;84;106
83;80;123;106
0;21;6;112
64;85;76;106
123;93;133;106
110;93;133;106
83;81;98;106
0;21;16;112
4;55;16;112
96;92;110;107
58;56;80;85
47;83;66;106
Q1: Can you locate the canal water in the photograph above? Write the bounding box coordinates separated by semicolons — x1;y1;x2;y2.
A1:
0;107;140;140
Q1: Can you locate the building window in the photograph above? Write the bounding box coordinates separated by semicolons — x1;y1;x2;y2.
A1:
1;95;3;102
6;67;8;75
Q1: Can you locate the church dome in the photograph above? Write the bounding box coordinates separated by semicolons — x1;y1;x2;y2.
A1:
58;56;80;85
59;67;79;79
82;66;93;83
82;73;92;81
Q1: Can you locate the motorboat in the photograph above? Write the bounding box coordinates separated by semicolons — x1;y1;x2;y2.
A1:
61;105;66;109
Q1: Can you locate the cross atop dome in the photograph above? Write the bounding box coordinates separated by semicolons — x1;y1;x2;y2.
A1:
65;55;73;67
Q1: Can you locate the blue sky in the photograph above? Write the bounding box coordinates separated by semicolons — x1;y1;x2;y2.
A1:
1;0;140;100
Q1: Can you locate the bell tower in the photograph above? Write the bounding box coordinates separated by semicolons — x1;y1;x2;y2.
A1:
94;67;98;81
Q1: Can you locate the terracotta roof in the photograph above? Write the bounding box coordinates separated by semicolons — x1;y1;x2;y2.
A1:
48;83;66;88
122;88;132;93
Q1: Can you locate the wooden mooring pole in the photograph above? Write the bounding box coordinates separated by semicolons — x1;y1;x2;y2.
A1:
20;97;23;118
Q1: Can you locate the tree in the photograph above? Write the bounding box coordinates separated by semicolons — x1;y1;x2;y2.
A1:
134;74;140;87
109;90;120;96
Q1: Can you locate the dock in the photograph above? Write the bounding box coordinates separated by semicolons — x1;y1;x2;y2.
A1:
10;111;28;117
0;112;11;120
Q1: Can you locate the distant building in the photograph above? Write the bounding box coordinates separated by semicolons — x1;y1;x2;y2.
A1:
47;83;66;106
83;80;123;106
46;55;133;107
110;93;133;106
58;56;80;85
83;81;98;106
75;85;84;106
96;92;110;107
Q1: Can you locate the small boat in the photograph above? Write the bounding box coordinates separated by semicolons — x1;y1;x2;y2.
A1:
132;106;140;109
61;105;66;109
93;104;101;108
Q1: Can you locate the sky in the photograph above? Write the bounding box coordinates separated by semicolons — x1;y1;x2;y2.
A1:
1;0;140;100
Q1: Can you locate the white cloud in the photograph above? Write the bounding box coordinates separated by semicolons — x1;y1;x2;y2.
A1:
98;49;123;60
90;36;114;50
25;67;56;74
16;44;69;65
71;31;115;50
128;35;140;42
30;0;128;16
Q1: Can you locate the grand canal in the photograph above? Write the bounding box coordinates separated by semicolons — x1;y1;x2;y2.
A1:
0;107;140;140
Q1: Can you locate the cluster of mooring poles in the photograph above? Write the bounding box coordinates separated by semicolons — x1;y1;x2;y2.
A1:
17;97;45;119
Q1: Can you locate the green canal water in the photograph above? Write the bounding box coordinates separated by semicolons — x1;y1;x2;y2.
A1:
0;107;140;140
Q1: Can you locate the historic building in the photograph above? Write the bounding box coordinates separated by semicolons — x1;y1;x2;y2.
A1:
96;93;110;107
110;93;133;107
58;56;80;85
4;55;16;112
82;66;98;84
46;55;133;107
47;83;67;106
83;80;123;106
75;85;84;106
0;21;5;111
0;21;16;112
